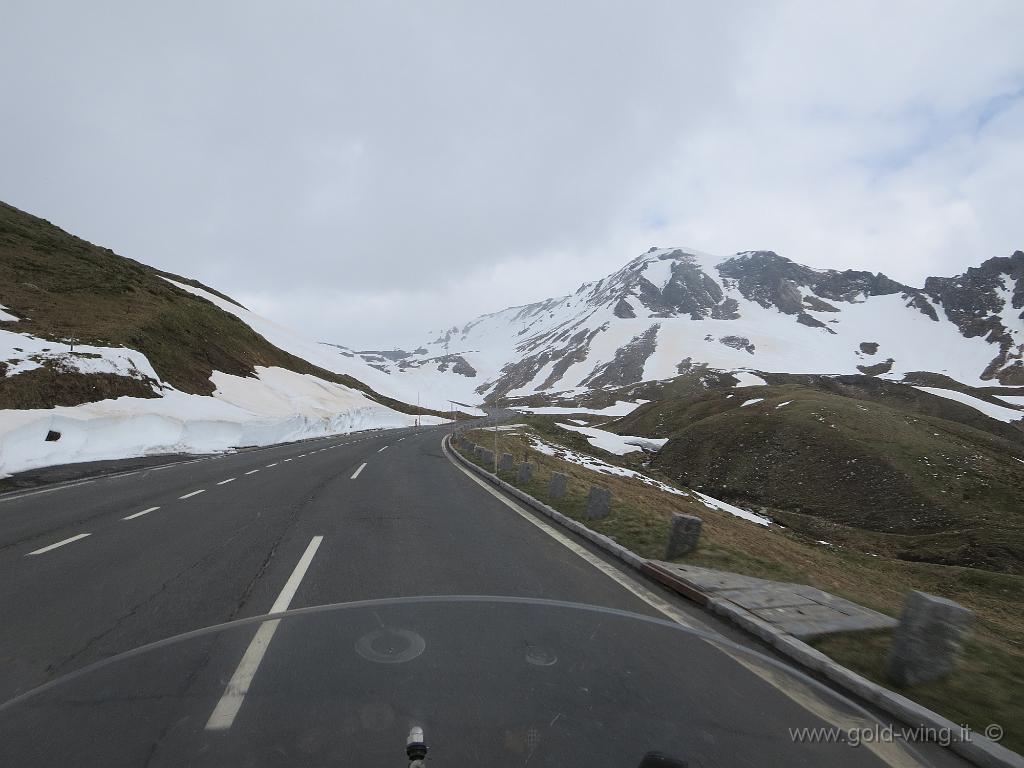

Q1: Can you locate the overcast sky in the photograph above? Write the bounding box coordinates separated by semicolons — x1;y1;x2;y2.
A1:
2;1;1022;348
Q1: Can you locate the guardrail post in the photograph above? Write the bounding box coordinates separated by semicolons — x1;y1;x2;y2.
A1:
665;513;702;559
549;472;568;499
585;486;611;520
887;591;973;686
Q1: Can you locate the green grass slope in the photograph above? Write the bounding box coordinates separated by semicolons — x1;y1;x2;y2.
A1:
0;201;442;417
613;378;1024;573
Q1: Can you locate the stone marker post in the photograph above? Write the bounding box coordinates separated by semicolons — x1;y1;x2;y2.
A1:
665;513;702;559
481;448;495;467
886;591;973;686
549;472;568;499
585;486;612;520
499;453;514;472
517;462;535;484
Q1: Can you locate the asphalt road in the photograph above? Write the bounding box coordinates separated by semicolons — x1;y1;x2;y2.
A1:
0;422;964;766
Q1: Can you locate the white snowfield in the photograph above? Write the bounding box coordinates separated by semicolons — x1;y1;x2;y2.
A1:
554;422;668;455
0;361;444;477
913;386;1024;424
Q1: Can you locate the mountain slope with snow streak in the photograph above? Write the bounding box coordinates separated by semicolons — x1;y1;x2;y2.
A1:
161;278;485;414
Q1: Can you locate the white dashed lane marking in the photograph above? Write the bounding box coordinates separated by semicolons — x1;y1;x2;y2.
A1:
217;478;236;486
27;533;92;556
351;463;367;479
123;506;160;521
179;489;206;500
245;470;260;475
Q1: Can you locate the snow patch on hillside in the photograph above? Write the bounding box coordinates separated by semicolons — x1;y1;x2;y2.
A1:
0;304;19;322
513;400;648;417
526;433;772;526
693;490;772;526
1;329;161;383
913;386;1024;423
527;436;685;496
731;371;767;387
554;422;668;454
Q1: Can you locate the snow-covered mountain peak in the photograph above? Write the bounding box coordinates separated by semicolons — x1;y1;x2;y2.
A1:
349;246;1024;404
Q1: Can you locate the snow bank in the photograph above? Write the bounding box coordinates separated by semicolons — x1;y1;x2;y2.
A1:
0;366;444;476
0;304;19;322
555;422;667;455
913;386;1024;423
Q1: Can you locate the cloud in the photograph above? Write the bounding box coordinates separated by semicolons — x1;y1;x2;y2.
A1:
1;1;1021;346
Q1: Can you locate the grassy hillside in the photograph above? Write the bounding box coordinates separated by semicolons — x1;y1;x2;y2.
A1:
0;201;444;417
611;377;1024;573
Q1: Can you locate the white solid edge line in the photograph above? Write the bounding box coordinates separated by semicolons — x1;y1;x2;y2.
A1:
123;506;160;521
179;489;206;499
217;478;236;486
441;439;700;630
350;463;366;479
245;470;260;475
205;535;323;731
442;439;923;768
27;533;91;555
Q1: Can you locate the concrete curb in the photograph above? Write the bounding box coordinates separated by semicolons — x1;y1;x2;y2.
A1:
446;435;1023;768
